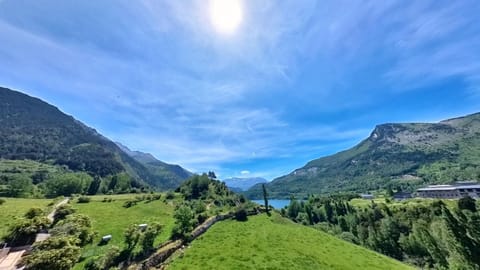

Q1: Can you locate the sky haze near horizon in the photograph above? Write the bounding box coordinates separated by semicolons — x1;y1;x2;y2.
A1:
0;0;479;180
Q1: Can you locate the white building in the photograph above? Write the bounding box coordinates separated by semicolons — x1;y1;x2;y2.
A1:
417;184;480;199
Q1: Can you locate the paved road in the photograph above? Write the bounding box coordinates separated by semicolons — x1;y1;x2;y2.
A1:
47;197;70;222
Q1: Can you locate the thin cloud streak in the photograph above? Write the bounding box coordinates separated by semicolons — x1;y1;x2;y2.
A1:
0;0;479;179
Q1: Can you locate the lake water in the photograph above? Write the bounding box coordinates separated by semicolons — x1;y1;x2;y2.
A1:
252;199;291;209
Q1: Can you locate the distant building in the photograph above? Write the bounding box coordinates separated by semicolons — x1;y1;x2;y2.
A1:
360;194;374;200
417;184;480;199
393;192;412;201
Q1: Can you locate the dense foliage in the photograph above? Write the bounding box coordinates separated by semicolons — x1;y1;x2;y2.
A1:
283;197;480;269
20;205;95;270
247;113;480;198
0;87;190;192
172;174;254;240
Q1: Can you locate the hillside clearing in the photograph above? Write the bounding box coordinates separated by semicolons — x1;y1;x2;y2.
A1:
72;194;178;270
167;214;413;270
0;197;53;238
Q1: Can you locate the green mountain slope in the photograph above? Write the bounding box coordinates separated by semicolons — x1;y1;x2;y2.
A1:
168;214;413;270
0;86;186;190
116;142;192;189
247;112;480;198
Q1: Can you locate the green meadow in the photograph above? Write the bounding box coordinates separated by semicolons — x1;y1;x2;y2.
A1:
0;197;53;238
72;194;178;269
167;213;413;270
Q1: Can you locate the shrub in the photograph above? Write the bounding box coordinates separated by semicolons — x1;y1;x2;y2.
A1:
123;200;137;208
53;204;75;223
4;217;51;246
24;208;44;219
77;196;91;203
0;198;5;205
166;191;175;200
234;207;248;222
458;196;477;212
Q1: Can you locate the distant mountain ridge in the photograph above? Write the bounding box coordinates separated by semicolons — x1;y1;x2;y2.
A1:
116;142;192;189
222;177;267;191
0;86;188;190
247;112;480;198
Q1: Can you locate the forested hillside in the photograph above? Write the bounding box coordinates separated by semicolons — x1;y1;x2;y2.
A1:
0;87;189;196
247;112;480;198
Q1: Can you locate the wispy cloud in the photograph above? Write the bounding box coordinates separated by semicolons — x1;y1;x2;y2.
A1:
0;0;479;179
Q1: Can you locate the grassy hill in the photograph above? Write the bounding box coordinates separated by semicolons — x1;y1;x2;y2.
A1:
167;214;412;270
247;112;480;198
0;86;189;190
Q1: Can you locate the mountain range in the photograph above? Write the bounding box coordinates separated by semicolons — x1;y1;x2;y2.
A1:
0;86;190;190
247;112;480;198
222;177;267;191
116;142;192;189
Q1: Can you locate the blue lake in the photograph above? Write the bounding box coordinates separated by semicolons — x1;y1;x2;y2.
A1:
252;199;291;209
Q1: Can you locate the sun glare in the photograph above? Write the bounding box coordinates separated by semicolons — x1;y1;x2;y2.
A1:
209;0;243;34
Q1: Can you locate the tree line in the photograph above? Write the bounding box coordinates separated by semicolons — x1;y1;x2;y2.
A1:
282;196;480;269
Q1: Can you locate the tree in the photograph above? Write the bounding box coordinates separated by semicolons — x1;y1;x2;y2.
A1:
50;214;95;246
458;196;477;212
7;174;33;197
4;217;51;246
262;184;270;215
21;236;81;270
141;223;162;254
287;199;301;220
87;176;101;195
172;205;195;239
207;171;217;179
124;224;141;252
85;245;121;270
44;172;92;197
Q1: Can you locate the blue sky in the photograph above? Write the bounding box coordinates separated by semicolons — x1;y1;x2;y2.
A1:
0;0;479;180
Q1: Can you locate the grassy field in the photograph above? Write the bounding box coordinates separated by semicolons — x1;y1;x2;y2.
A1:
0;197;54;238
167;213;413;270
72;194;178;270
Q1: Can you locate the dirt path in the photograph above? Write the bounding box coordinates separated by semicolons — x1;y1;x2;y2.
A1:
47;197;69;222
0;250;25;270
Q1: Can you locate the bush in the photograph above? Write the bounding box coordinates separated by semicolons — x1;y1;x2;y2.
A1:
102;197;113;203
458;196;477;212
123;200;137;208
234;207;248;222
24;208;44;219
4;217;51;246
0;198;5;205
53;204;75;223
77;196;91;203
166;191;175;200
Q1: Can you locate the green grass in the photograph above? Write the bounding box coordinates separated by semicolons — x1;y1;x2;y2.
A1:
72;194;178;270
167;213;413;270
0;197;54;238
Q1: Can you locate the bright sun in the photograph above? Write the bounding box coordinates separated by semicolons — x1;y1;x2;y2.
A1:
209;0;243;34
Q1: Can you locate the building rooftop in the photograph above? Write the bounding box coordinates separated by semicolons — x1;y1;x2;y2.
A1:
417;184;480;191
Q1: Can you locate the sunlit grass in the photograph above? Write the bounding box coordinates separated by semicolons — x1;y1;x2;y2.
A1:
72;194;178;269
167;213;413;270
0;197;53;238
